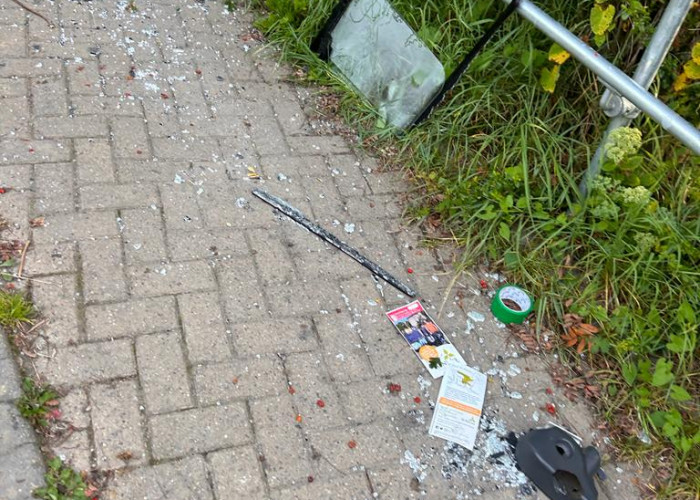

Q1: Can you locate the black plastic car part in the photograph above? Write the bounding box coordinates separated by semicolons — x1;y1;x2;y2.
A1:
515;427;601;500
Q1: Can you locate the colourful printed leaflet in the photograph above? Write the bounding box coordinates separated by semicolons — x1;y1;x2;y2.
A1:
386;300;466;378
428;363;487;450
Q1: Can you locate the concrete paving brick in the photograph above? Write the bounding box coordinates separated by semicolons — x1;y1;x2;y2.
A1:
0;164;32;189
327;154;370;197
0;24;26;58
313;314;372;383
54;429;92;473
270;473;371;500
216;257;268;323
0;5;26;25
0;443;45;500
0;138;71;165
249;116;289;156
208;445;267;499
110;116;150;158
344;195;403;222
250;395;311;489
0;77;27;99
80;238;127;303
195;355;286;404
160;183;205;230
136;331;193;414
128;260;216;297
285;352;346;431
233;319;317;356
0;97;30;138
74;138;116;184
38;338;136;387
31;75;68;116
108;456;214;500
79;183;158;210
0;190;30;240
168;228;248;261
36;115;108;139
58;388;90;428
31;273;80;346
66;60;102;96
309;420;402;471
121;208;168;263
0;58;62;78
152;136;221;161
90;380;147;470
116;159;187;184
248;227;297;285
71;95;143;117
33;163;75;213
32;211;118;244
178;291;231;364
86;296;178;341
287;135;351;156
150;402;252;460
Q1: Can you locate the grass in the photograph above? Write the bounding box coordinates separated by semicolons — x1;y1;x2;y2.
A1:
0;291;35;328
250;0;699;496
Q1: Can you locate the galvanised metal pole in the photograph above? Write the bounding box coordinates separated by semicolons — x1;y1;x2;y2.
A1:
580;0;693;195
502;0;700;157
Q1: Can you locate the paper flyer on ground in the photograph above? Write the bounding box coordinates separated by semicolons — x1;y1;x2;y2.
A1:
386;300;466;378
428;363;487;450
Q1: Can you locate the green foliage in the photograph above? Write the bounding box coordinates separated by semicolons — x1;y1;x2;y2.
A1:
255;0;308;32
16;378;59;428
0;291;35;328
34;457;89;500
255;0;700;496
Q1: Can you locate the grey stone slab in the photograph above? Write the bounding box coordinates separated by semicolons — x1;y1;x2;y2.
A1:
0;403;35;452
208;446;267;499
37;338;136;387
149;403;252;460
136;331;193;414
0;356;20;402
0;443;45;500
90;379;147;470
86;296;178;341
108;456;214;500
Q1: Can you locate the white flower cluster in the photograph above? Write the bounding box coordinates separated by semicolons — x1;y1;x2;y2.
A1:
618;186;651;207
604;127;642;164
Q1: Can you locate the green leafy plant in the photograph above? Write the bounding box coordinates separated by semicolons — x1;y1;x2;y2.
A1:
34;457;89;500
17;378;60;428
0;291;35;328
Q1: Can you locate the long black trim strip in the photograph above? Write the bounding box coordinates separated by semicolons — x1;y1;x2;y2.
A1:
412;0;522;126
252;188;417;297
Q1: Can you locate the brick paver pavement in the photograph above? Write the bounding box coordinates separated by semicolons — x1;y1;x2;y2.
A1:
0;1;642;499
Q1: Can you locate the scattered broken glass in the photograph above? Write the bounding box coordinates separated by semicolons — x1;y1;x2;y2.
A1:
327;0;445;129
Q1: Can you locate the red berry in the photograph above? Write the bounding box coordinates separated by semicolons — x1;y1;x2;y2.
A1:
316;399;325;408
407;268;414;274
307;475;314;483
348;440;357;449
387;383;401;394
545;387;553;395
480;279;488;289
288;386;296;395
413;396;421;404
545;403;557;415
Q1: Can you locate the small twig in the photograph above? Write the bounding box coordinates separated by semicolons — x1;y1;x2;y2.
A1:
9;0;55;28
21;318;48;336
10;274;54;285
16;240;30;279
